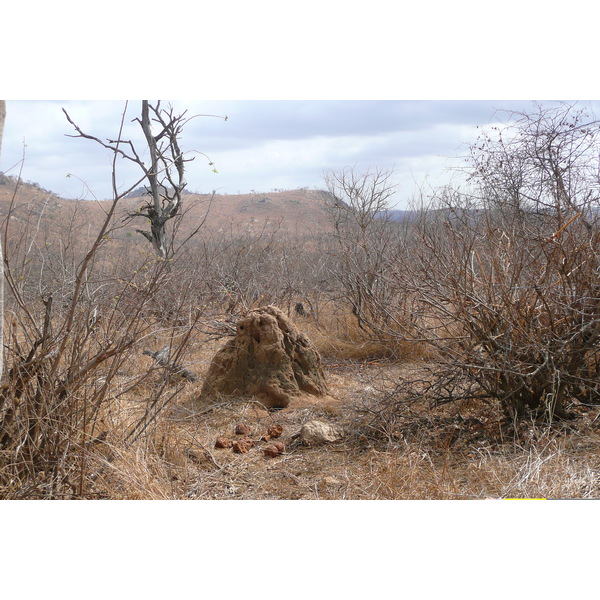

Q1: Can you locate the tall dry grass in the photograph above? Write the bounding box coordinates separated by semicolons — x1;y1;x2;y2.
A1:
366;433;600;500
300;301;432;363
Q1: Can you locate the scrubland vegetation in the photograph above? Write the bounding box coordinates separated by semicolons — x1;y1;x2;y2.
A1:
1;102;599;499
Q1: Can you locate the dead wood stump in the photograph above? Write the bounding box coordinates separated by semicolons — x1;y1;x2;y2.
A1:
199;305;328;409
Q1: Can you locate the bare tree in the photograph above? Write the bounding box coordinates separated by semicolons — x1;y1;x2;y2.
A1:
323;166;400;331
467;102;600;221
0;100;5;157
63;100;227;259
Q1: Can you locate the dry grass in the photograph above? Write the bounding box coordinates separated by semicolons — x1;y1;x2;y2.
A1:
366;433;600;500
300;302;431;363
1;293;598;500
61;314;600;500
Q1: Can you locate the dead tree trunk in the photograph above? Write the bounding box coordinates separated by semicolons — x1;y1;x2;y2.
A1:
133;101;186;259
0;100;6;381
63;101;226;261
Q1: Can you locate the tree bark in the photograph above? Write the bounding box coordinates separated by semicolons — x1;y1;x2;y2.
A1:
0;100;6;381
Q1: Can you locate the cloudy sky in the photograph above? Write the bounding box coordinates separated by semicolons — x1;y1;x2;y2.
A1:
5;99;598;209
3;3;598;211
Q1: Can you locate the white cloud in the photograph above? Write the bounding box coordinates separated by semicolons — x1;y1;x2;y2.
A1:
3;100;600;208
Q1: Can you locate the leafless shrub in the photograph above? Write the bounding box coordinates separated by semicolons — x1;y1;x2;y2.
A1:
0;107;202;498
195;221;331;321
384;103;600;422
322;166;403;332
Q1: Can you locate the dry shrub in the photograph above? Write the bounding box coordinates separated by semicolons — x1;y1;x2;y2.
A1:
346;360;600;500
381;103;600;422
94;444;185;500
0;171;203;498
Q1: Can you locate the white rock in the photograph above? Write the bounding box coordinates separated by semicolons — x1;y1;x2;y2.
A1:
300;420;344;446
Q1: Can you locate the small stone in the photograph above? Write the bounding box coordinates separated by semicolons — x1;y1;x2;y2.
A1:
215;436;233;449
233;439;254;454
299;420;344;446
235;424;251;436
263;442;284;458
267;424;284;438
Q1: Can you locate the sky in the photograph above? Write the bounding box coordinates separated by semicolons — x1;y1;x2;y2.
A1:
2;2;598;210
4;99;598;209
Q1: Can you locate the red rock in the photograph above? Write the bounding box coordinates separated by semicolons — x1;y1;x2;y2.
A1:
233;439;254;454
263;445;281;458
215;437;233;449
267;424;284;438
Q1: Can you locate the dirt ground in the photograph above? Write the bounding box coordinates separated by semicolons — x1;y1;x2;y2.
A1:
93;337;600;500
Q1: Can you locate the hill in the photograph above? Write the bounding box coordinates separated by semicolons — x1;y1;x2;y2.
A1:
114;187;336;237
0;177;336;242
